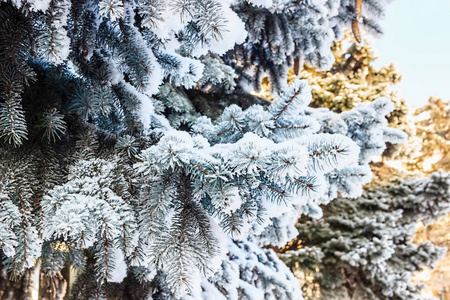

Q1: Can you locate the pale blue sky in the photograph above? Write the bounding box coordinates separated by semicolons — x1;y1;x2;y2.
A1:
371;0;450;107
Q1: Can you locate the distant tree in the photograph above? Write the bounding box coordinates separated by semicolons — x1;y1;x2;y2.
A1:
280;167;450;300
301;34;413;160
396;97;450;299
398;97;450;173
301;34;408;128
255;33;410;158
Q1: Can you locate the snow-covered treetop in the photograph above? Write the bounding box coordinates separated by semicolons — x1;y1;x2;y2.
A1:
0;0;391;146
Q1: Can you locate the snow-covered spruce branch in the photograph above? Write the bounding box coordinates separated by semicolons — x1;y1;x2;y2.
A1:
129;79;400;296
40;159;136;281
0;155;41;279
0;75;406;298
0;0;391;145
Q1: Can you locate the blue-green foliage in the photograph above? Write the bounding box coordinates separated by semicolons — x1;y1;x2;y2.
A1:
228;0;389;93
0;0;397;299
281;170;450;300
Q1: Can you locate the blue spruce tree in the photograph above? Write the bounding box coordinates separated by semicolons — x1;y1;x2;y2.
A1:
281;168;450;300
0;0;402;299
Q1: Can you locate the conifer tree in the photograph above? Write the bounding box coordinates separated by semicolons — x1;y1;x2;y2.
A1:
274;37;448;299
297;34;410;158
392;97;450;298
0;0;399;299
253;33;409;142
301;34;408;128
273;33;449;300
396;97;450;173
280;167;450;300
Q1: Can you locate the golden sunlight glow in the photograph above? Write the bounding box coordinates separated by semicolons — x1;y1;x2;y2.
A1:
250;90;266;97
371;155;383;163
384;159;408;172
412;267;436;299
414;267;432;282
51;241;70;252
422;153;442;172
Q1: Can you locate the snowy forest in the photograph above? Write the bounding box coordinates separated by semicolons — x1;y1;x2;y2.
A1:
0;0;449;299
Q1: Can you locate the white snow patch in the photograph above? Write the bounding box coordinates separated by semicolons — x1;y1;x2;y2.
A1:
109;248;127;283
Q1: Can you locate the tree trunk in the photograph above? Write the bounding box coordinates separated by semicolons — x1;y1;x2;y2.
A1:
0;263;34;300
0;261;67;300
